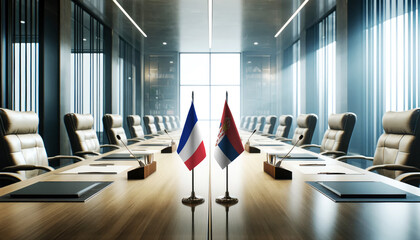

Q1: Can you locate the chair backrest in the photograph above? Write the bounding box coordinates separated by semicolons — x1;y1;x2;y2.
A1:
0;108;48;179
276;115;293;138
143;115;158;134
320;113;357;154
240;116;246;128
127;115;145;138
291;114;317;146
373;109;420;178
154;116;165;132
169;116;177;129
163;116;172;131
175;116;180;129
244;116;251;129
64;113;100;154
255;116;266;132
248;116;258;131
103;114;127;146
262;116;277;134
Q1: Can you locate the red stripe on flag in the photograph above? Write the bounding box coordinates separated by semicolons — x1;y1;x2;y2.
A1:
184;141;206;170
222;101;244;154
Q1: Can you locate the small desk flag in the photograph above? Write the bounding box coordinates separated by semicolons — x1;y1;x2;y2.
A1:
177;102;206;170
214;100;244;169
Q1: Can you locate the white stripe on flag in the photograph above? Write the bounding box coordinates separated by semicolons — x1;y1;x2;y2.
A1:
178;123;203;162
214;145;231;169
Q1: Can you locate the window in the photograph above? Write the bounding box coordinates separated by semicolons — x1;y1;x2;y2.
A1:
282;40;301;124
70;2;105;137
365;0;419;153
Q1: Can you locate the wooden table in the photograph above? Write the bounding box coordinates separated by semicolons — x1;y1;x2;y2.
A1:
0;133;419;239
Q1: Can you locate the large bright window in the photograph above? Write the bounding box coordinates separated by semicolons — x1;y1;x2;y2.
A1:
180;53;241;139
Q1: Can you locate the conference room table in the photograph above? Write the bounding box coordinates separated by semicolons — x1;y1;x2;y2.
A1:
0;131;419;239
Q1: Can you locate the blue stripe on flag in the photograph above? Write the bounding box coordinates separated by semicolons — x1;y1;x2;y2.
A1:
177;102;198;153
218;136;240;162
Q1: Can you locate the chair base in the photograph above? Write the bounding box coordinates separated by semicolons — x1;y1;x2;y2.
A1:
127;161;157;179
263;161;292;180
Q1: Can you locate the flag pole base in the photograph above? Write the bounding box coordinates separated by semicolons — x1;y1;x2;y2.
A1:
182;192;205;205
216;192;238;205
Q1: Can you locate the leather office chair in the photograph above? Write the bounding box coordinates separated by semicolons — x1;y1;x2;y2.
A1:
243;116;251;130
261;115;277;134
103;114;141;147
175;116;180;129
273;115;293;139
127;115;149;139
0;109;83;186
255;116;266;133
248;116;258;131
337;109;420;179
64;113;120;158
143;115;159;135
154;116;165;132
163;116;172;131
281;114;317;146
301;113;356;158
240;116;246;129
170;116;177;130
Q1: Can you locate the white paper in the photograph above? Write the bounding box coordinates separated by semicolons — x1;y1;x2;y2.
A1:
59;165;133;174
297;165;362;175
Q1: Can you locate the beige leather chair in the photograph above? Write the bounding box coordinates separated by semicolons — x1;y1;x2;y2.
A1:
248;116;258;131
169;116;177;130
127;115;148;139
154;116;165;132
0;109;83;185
273;115;293;139
175;116;180;129
240;116;246;129
243;116;251;130
281;114;317;146
301;112;356;158
143;115;158;135
163;116;172;131
64;113;120;158
255;116;265;133
337;109;420;179
103;114;141;147
261;116;277;134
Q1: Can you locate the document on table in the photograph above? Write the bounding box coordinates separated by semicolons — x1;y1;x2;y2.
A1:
297;165;361;175
59;165;132;174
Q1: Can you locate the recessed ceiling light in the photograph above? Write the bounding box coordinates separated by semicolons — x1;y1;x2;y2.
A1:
253;42;259;45
169;61;174;64
112;0;147;37
83;38;87;42
20;20;25;24
275;0;309;37
162;42;167;45
248;61;252;64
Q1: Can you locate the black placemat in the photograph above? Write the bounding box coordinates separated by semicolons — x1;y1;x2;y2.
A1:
307;181;420;202
0;181;113;202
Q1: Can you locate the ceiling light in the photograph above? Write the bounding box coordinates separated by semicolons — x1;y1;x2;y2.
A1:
248;61;252;64
162;42;167;45
169;61;174;64
208;0;213;49
112;0;147;37
83;38;87;42
253;42;259;45
274;0;309;38
20;20;25;24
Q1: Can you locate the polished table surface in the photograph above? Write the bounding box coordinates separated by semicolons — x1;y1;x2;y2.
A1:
0;132;419;239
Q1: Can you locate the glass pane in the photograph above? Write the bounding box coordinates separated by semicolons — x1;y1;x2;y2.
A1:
210;86;240;122
211;54;241;85
180;54;209;85
180;86;210;123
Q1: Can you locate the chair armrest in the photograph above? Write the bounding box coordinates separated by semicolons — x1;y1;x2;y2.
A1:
48;155;84;165
335;155;374;162
319;150;347;158
300;144;321;149
395;172;420;183
0;172;24;184
128;139;142;143
100;144;121;150
2;165;54;173
366;164;420;173
74;150;101;158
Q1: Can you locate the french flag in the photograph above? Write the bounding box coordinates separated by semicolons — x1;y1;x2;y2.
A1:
177;102;206;170
214;100;244;169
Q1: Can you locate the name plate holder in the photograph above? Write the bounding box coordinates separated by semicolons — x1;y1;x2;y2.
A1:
161;142;177;154
127;154;157;179
263;154;292;180
244;142;260;153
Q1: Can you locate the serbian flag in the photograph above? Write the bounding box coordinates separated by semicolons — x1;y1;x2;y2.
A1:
214;100;244;169
177;102;206;170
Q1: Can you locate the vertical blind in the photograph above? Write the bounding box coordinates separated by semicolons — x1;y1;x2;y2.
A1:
365;0;419;153
7;0;39;112
70;1;105;136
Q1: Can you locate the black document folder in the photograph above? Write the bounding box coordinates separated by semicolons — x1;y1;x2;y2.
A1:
10;182;101;198
318;181;407;198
